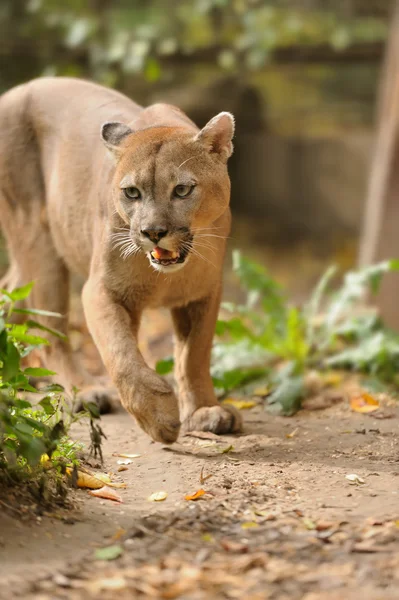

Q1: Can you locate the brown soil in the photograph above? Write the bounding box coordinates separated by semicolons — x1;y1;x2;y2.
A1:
1;390;399;600
1;261;398;600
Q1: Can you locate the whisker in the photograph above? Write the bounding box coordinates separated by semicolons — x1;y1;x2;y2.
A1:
180;243;216;269
191;226;224;231
194;233;230;240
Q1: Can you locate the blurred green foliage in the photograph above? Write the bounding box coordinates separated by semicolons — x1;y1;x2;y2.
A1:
0;0;389;91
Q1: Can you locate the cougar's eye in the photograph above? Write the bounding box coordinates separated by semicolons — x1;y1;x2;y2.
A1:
123;187;141;200
174;184;194;198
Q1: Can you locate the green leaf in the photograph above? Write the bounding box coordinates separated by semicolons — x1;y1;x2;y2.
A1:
24;367;56;377
25;320;66;340
14;399;32;409
155;357;174;375
94;545;124;561
1;282;33;302
215;318;254;341
0;329;7;354
8;325;49;346
305;264;337;342
1;341;20;381
83;401;100;419
7;373;38;393
144;57;161;82
39;396;55;415
267;375;305;416
22;416;47;433
17;434;46;466
13;308;62;318
41;383;65;393
212;367;265;392
232;250;286;318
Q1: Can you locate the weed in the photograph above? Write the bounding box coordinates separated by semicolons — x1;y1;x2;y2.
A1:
0;283;100;498
156;252;399;415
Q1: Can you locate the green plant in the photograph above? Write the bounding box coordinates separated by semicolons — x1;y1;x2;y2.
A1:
0;283;91;481
157;251;399;415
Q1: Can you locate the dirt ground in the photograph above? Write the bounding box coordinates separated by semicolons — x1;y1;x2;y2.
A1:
1;250;399;600
1;372;399;599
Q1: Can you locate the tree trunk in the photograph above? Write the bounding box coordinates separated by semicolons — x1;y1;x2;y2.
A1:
358;0;399;329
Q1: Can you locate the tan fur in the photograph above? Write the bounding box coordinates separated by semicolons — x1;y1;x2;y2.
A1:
0;77;242;443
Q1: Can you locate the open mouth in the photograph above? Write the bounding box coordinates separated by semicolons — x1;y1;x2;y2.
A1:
149;245;190;267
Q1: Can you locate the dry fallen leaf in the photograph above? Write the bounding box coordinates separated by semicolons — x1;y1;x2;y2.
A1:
112;453;141;459
241;521;258;529
148;491;168;502
316;521;334;531
117;466;128;473
111;527;126;542
185;489;206;501
89;486;123;503
346;474;365;485
200;466;213;485
321;371;343;387
350;392;379;413
303;518;316;530
286;428;298;439
222;398;256;410
94;545;124;561
252;386;269;397
220;539;249;553
220;445;234;454
66;468;126;490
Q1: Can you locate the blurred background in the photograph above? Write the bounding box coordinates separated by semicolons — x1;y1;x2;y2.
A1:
0;0;394;300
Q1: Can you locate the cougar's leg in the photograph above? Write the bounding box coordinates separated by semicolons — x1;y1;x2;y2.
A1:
171;287;242;435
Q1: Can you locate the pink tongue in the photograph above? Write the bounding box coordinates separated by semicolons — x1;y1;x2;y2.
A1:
152;247;176;260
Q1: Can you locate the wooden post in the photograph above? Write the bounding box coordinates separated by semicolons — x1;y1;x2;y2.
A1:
358;0;399;329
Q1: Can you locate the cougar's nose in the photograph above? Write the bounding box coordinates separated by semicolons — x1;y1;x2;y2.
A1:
141;227;168;243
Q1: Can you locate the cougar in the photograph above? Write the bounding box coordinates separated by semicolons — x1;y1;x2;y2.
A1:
0;77;242;443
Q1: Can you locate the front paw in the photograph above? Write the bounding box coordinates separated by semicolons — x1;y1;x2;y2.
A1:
182;404;243;435
128;377;180;444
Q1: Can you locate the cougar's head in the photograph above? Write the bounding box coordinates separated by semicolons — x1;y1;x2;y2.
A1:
102;111;234;273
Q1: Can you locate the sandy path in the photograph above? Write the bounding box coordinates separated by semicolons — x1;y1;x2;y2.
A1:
1;396;399;599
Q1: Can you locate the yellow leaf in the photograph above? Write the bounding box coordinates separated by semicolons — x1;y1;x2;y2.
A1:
286;428;298;439
148;491;168;502
241;521;258;529
201;533;214;543
89;486;123;503
40;454;50;464
222;398;256;410
220;444;234;454
252;386;269;397
321;372;343;387
303;518;316;530
66;468;126;490
111;528;126;542
112;453;141;459
185;489;206;501
350;392;379;413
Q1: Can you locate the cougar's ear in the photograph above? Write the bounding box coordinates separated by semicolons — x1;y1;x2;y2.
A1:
101;122;133;158
194;112;235;161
